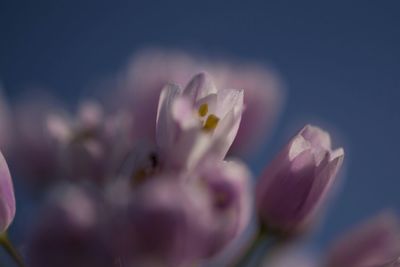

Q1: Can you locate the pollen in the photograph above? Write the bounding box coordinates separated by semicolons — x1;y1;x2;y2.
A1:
198;103;208;117
203;114;220;132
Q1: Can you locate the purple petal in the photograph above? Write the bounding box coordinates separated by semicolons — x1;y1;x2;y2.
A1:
300;148;344;225
0;152;15;232
326;212;400;267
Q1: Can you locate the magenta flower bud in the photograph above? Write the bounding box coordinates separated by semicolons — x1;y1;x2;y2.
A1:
326;212;400;267
0;151;15;232
256;125;344;234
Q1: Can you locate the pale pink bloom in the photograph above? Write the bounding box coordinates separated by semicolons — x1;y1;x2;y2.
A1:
205;63;284;154
326;212;400;267
27;185;113;267
110;178;217;267
112;50;198;142
256;125;344;234
156;72;243;170
110;156;252;265
195;157;253;256
0;151;15;232
115;49;284;154
47;101;134;183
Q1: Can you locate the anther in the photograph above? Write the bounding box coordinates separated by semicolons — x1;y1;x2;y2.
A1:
198;103;208;117
203;114;220;132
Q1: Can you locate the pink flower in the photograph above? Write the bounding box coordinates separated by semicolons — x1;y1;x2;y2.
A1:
114;49;284;154
47;101;135;184
195;157;253;256
205;62;285;154
0;151;15;232
326;212;400;267
110;156;252;265
156;72;243;170
27;185;113;267
256;125;344;234
110;178;216;266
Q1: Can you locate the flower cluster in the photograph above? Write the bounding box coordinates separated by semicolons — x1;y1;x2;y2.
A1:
0;50;398;267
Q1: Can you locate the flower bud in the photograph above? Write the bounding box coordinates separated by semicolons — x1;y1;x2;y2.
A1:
256;125;344;234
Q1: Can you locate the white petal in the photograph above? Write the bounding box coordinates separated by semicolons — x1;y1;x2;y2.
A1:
183;72;217;102
215;89;244;119
156;83;181;151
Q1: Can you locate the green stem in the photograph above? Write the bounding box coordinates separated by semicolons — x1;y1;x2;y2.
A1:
0;232;26;267
232;224;268;267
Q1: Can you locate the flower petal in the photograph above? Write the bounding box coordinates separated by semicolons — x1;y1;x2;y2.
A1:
0;152;15;232
183;72;217;103
156;83;181;152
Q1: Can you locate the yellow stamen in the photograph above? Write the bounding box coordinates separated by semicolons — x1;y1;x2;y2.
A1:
203;114;220;132
198;103;208;117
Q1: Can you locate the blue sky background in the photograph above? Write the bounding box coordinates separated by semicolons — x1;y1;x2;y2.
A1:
1;0;400;257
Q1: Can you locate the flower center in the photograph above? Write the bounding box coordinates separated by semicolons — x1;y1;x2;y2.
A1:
197;103;220;132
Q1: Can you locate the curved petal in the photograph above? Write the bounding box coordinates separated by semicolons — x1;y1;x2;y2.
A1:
0;152;15;232
156;84;181;152
183;72;217;103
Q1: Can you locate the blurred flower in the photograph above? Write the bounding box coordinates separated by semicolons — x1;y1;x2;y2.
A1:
0;151;15;232
385;257;400;267
10;92;65;187
110;178;216;267
113;49;284;155
326;212;400;267
26;185;113;267
196;157;253;256
109;156;252;266
256;125;344;234
47;101;135;184
156;72;243;170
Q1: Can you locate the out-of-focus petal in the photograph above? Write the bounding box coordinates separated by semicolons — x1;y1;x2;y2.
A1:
326;212;400;267
0;152;15;232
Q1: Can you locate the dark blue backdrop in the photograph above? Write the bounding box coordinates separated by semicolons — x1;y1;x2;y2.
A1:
1;0;399;254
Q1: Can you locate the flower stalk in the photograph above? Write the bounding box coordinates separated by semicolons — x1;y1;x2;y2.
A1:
0;232;26;267
233;223;268;267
